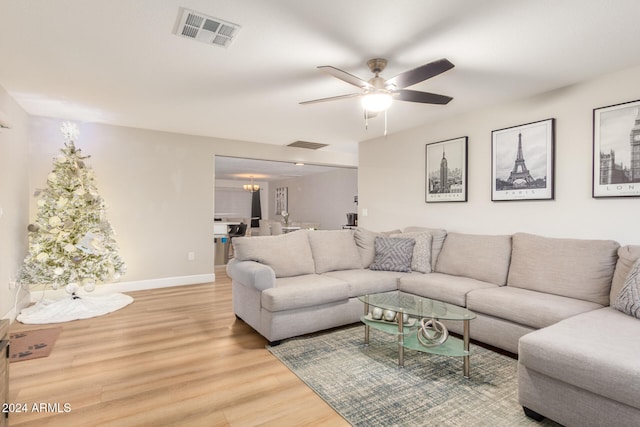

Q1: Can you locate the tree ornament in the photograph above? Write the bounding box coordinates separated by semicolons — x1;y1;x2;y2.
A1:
27;224;40;232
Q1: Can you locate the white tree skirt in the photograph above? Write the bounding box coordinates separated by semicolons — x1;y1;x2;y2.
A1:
17;293;134;324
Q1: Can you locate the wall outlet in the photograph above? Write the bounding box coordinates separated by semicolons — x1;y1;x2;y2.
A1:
187;251;195;261
8;277;16;290
362;208;368;217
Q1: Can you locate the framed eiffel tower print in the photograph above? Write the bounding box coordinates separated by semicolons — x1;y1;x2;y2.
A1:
491;118;555;201
592;99;640;198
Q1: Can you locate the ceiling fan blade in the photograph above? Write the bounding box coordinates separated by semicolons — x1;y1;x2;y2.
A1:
318;66;373;90
386;58;454;89
394;89;453;105
299;92;362;105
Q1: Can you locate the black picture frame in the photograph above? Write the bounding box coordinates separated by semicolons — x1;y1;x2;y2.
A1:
491;118;555;201
425;136;468;203
592;99;640;198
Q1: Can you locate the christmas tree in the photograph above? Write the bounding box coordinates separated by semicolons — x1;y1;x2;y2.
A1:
18;122;126;295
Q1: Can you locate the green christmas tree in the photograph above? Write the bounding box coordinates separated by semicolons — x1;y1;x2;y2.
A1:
18;122;126;294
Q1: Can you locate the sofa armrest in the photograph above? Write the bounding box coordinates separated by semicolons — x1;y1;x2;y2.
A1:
226;258;276;291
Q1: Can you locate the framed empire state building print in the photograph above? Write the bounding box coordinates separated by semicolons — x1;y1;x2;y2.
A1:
491;119;555;201
593;99;640;198
425;136;468;202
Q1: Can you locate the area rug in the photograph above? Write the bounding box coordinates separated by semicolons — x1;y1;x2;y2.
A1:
9;327;62;362
268;325;560;427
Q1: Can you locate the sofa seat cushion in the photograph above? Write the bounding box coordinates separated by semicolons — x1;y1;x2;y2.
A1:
467;287;603;330
507;233;619;305
435;232;512;285
398;272;498;307
519;307;640;410
308;230;363;273
323;269;407;297
261;274;348;312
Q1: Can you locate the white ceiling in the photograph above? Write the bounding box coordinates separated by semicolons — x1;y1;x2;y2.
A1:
2;0;640;157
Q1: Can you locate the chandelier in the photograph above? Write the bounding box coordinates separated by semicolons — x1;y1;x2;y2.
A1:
243;176;260;192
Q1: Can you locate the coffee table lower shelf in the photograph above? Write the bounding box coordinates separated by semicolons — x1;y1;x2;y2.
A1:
361;315;472;377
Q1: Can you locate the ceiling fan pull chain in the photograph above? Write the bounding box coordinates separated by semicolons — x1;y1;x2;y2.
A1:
384;109;388;136
364;110;369;130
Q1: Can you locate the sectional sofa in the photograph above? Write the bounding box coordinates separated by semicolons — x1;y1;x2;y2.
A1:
226;227;640;426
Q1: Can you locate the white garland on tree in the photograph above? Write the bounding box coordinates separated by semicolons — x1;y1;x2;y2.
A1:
18;122;127;297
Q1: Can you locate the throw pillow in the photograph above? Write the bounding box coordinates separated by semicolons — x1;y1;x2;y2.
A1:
308;230;363;273
232;230;315;278
369;237;416;273
404;226;447;270
391;232;432;273
613;258;640;319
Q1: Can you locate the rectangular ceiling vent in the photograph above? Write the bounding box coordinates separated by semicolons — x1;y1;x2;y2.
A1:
287;141;329;150
175;8;240;48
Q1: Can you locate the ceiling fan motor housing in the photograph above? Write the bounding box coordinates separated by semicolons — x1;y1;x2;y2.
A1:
367;58;387;74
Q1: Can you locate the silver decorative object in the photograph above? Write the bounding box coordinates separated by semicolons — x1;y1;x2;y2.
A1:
371;307;384;320
417;318;449;347
383;310;397;322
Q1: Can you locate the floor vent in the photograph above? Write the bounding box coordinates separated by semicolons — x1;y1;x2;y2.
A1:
287;141;329;150
175;8;240;48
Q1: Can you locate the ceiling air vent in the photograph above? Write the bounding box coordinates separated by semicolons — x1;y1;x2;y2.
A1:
175;8;240;48
287;141;329;150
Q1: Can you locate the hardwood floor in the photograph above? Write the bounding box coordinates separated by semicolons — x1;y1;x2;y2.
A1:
8;267;349;426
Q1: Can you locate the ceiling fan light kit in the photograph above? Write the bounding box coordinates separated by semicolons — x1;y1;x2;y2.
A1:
361;92;393;112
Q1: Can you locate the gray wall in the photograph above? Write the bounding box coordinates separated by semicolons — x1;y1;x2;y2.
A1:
358;65;640;245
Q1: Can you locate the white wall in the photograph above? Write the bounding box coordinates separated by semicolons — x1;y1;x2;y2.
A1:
358;65;640;246
270;168;358;230
0;85;30;319
27;118;357;289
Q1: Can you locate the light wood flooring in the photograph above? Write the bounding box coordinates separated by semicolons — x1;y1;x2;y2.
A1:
8;267;349;426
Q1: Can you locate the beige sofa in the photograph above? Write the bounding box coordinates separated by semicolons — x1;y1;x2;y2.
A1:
227;227;640;426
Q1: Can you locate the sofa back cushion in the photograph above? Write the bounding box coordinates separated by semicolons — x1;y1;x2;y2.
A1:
308;230;363;273
232;230;315;278
435;232;512;285
404;226;447;270
507;233;619;305
611;245;640;303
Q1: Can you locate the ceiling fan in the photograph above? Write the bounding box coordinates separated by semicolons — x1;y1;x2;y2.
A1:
300;58;455;113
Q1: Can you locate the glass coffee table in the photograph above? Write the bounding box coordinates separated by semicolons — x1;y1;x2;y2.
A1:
358;291;476;377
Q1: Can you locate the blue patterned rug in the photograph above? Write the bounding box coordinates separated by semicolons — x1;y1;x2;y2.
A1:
268;325;561;427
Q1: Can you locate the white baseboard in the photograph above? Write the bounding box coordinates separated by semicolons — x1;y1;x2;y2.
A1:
28;273;216;302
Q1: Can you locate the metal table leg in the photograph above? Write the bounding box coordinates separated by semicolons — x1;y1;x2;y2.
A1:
397;311;404;367
364;301;370;345
463;319;470;378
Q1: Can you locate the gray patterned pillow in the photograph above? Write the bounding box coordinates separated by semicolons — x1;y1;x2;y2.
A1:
369;237;416;273
613;258;640;319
